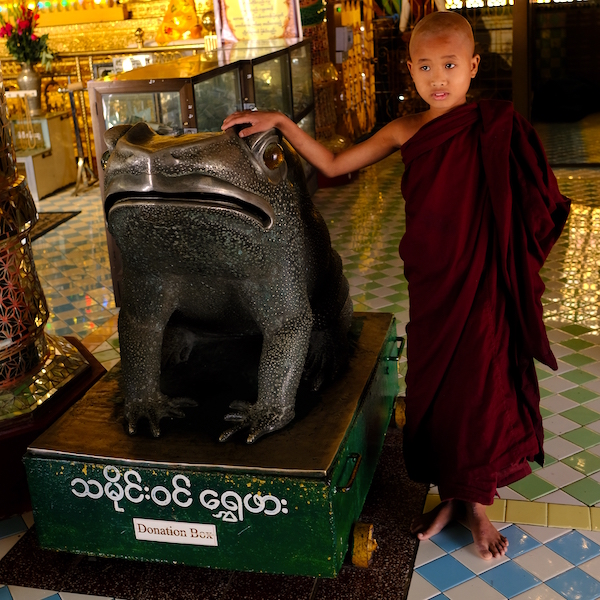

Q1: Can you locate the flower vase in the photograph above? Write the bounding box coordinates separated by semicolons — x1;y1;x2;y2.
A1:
16;62;42;116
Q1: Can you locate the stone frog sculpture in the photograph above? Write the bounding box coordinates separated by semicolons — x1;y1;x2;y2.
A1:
103;122;353;444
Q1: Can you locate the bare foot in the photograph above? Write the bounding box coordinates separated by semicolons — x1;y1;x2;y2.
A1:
464;502;508;559
410;499;458;541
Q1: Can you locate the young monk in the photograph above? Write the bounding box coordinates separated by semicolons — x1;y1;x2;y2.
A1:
222;11;570;559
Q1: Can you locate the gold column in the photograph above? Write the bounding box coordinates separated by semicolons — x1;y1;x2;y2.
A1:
0;62;89;421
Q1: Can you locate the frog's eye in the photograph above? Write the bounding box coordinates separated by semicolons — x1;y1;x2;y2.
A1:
263;143;284;170
101;150;111;171
248;130;288;183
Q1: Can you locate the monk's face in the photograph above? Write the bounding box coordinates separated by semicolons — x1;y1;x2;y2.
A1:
407;29;480;113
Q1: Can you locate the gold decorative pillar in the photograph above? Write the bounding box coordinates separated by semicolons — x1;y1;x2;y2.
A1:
0;62;89;422
0;67;49;387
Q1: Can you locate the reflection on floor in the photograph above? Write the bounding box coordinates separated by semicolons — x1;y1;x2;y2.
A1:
1;115;600;598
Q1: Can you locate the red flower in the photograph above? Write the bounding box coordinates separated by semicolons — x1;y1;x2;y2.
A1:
30;33;37;41
34;13;39;20
4;22;13;35
17;18;29;33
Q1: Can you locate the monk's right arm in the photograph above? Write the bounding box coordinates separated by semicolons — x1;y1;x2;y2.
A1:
222;110;403;179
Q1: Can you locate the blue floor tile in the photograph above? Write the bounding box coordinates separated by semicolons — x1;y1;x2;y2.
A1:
0;587;12;600
416;554;475;592
429;521;474;553
546;567;600;600
0;515;27;539
547;530;600;566
480;561;542;597
502;524;542;559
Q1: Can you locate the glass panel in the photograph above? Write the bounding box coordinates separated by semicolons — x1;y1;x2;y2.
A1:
290;45;313;118
253;54;292;117
297;110;315;139
11;118;50;152
194;69;242;132
296;110;316;178
101;91;183;133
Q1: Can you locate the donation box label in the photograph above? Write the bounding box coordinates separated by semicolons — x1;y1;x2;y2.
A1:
133;518;218;546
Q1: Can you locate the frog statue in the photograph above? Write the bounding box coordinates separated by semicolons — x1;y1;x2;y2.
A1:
102;123;353;444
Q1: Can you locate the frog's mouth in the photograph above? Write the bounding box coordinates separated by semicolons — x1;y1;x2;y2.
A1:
105;177;275;230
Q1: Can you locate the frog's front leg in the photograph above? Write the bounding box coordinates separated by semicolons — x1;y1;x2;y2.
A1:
119;277;192;437
220;287;313;443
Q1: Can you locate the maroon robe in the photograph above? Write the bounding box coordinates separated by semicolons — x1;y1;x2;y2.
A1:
400;101;570;505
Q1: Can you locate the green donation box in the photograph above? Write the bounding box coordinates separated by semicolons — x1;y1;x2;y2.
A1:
24;313;401;577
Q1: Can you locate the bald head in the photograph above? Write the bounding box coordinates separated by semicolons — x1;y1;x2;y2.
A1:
409;12;475;60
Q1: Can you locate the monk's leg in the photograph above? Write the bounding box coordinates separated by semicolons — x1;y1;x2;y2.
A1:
463;501;508;559
410;499;459;540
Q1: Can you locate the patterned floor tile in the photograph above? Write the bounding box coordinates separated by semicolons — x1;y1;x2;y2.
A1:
502;525;543;559
429;522;474;554
509;475;557;501
442;577;506;600
561;427;600;449
513;546;574;581
450;543;510;575
407;572;442;600
510;583;570;600
414;539;447;568
543;415;581;436
562;451;600;476
546;531;600;565
416;555;476;592
479;561;542;597
543;436;584;460
0;535;23;561
0;517;26;540
561;406;600;426
545;567;600;600
579;554;600;581
536;462;585;489
535;490;586;507
519;525;572;545
4;587;63;600
562;478;600;506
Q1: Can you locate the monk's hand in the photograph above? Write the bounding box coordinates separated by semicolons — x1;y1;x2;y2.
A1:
222;110;285;138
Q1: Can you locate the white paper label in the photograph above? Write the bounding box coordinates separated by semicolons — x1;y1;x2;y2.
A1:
133;518;218;546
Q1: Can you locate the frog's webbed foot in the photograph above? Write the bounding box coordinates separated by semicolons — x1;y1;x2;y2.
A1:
126;394;197;437
219;401;295;444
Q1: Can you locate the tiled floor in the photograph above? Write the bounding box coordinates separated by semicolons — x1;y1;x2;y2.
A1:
31;183;121;372
2;115;600;598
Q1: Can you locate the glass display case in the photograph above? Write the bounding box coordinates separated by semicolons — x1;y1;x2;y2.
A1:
102;91;183;133
193;68;243;132
88;39;313;149
252;53;293;117
290;45;313;119
11;112;77;204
